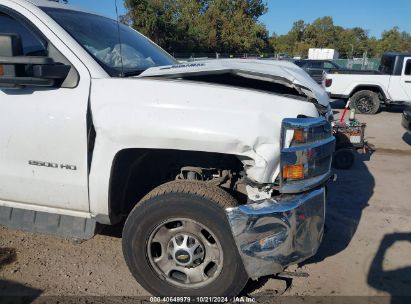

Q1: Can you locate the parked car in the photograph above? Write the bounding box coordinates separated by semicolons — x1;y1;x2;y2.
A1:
294;59;343;84
324;52;411;114
0;0;335;297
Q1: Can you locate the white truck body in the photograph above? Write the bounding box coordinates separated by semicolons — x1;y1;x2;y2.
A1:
324;53;411;104
0;0;336;296
0;0;331;218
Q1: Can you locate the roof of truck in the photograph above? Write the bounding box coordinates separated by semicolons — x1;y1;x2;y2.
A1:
21;0;71;8
18;0;91;13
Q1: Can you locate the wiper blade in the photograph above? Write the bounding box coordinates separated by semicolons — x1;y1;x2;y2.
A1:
123;69;147;77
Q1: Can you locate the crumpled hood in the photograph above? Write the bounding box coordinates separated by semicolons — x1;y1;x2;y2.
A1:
138;59;330;107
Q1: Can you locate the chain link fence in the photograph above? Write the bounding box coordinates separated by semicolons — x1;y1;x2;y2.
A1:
173;53;273;61
335;58;380;71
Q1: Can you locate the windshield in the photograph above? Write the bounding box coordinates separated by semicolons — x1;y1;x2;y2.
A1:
41;8;177;76
294;61;305;67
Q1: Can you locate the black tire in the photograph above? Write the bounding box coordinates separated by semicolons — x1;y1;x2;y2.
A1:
333;148;356;169
350;90;381;115
122;180;248;297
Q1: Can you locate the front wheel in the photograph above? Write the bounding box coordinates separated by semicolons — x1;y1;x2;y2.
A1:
122;181;248;297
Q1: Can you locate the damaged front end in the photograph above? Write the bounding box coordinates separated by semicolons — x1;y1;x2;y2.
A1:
139;59;332;113
226;117;335;279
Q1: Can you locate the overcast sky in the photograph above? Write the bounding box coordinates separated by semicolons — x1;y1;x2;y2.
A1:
68;0;411;38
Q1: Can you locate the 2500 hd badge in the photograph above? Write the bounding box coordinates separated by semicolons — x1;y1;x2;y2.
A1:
28;160;77;171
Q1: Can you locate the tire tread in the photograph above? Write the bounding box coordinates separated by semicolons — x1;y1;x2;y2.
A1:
122;180;247;297
350;90;380;114
139;180;237;209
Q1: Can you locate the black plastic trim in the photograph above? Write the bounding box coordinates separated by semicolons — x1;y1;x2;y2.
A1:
0;76;54;86
349;85;387;100
0;55;54;65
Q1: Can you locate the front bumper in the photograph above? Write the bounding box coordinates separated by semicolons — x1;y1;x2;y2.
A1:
226;187;326;279
402;110;411;133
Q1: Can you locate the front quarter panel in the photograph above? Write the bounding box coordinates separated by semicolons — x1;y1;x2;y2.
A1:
88;78;319;217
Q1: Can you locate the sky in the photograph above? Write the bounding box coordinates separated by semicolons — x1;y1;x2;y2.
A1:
68;0;411;38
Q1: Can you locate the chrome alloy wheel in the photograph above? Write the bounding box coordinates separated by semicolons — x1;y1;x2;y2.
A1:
147;218;223;288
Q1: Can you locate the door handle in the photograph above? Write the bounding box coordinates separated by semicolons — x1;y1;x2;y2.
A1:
406;81;411;83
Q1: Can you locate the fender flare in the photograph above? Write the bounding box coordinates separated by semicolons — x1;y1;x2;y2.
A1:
348;84;389;101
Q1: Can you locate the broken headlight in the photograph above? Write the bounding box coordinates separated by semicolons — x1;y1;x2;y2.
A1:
280;117;335;194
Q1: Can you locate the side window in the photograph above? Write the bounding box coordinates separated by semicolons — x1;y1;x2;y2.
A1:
324;62;336;69
379;56;395;74
0;12;48;56
405;60;411;76
309;61;323;69
0;9;78;88
294;61;305;68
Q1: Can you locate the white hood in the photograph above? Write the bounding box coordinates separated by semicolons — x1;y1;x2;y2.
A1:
138;59;330;107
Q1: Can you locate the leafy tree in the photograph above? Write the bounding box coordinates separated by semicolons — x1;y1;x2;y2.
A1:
122;1;411;58
304;17;337;48
336;27;370;58
376;27;411;55
269;17;411;59
122;0;269;54
269;33;291;54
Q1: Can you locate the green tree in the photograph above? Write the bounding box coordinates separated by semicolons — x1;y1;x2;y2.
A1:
289;20;306;43
336;27;370;58
304;17;337;48
122;1;411;58
122;0;269;54
270;33;292;54
269;16;411;59
269;20;306;56
206;0;268;53
376;27;411;56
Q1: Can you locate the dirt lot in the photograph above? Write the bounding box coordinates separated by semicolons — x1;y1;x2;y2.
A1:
1;101;411;302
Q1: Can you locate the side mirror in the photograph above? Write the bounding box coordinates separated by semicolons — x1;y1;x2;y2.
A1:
0;34;71;89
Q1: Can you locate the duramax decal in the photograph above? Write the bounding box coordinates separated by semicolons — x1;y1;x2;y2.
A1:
160;63;205;70
28;160;77;171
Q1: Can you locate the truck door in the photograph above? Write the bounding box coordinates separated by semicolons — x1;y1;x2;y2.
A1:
0;9;90;212
401;57;411;100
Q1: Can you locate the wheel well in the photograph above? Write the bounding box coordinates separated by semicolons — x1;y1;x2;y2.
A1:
108;149;245;223
350;86;386;101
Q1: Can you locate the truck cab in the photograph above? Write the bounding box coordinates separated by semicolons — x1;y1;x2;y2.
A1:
0;0;335;297
324;52;411;114
380;52;411;101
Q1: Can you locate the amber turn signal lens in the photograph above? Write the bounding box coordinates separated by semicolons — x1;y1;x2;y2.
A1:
293;129;305;143
0;65;4;77
283;164;304;180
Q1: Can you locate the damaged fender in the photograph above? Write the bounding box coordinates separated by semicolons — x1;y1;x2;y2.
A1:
88;77;319;217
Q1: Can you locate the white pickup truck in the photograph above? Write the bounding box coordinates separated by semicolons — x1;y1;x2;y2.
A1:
0;0;335;297
324;52;411;114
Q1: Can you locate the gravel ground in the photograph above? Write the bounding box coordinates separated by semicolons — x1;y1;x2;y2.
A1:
1;101;411;302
